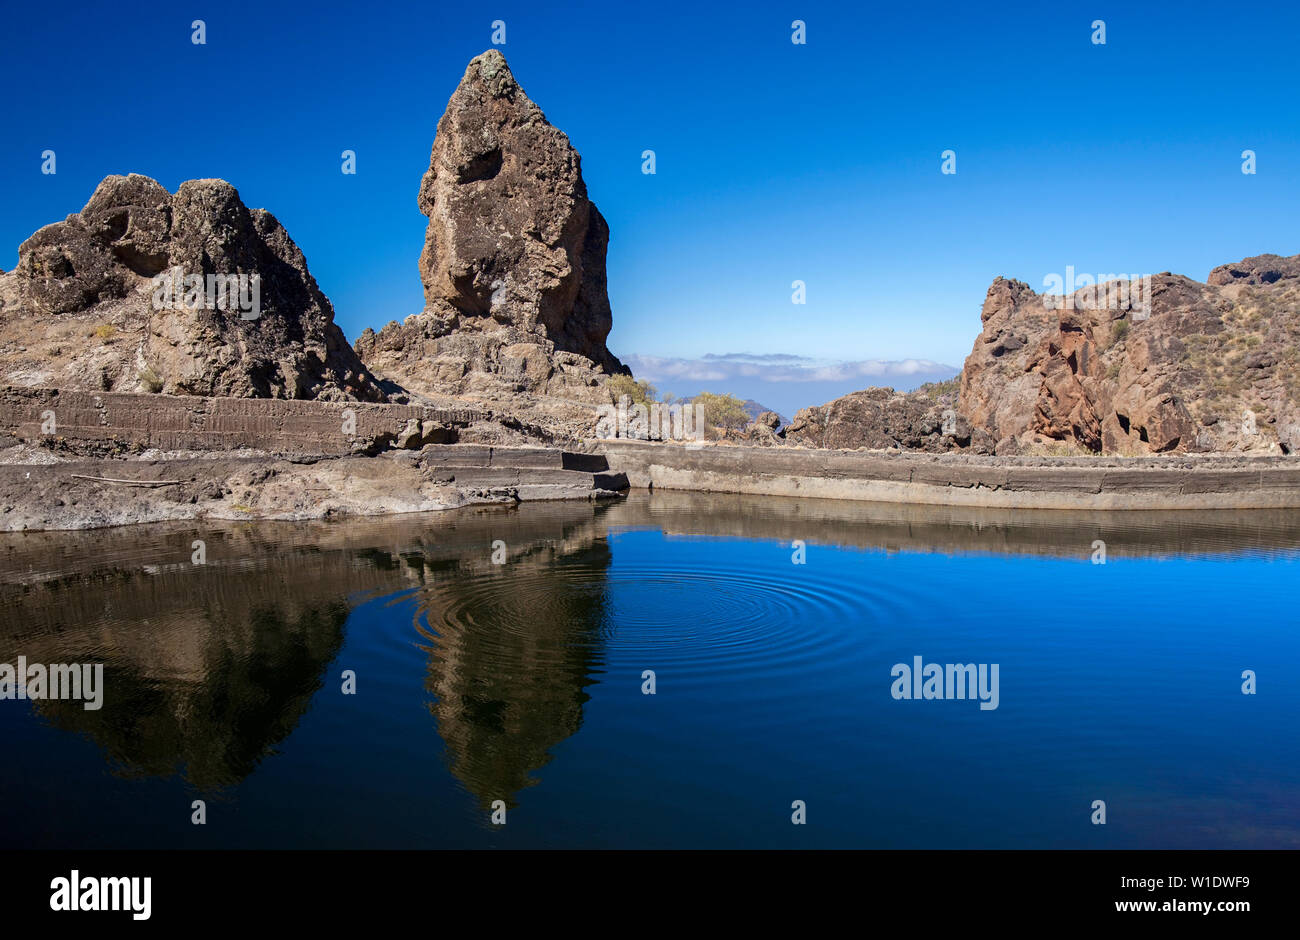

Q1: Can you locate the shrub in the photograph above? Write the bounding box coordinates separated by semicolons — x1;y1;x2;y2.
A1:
692;392;751;430
138;367;163;393
93;324;117;341
918;377;959;401
608;373;657;406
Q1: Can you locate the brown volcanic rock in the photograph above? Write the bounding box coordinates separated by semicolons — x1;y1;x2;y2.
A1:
356;50;626;409
783;251;1300;457
958;262;1300;455
784;383;970;452
1207;253;1300;287
0;174;384;401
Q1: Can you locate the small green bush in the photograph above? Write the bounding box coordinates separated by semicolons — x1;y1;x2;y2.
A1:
692;392;751;430
608;373;657;406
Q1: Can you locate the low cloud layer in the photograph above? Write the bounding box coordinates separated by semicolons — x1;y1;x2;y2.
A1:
622;353;960;418
627;353;957;384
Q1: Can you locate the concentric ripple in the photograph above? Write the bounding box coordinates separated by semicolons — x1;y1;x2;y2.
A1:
599;562;893;682
390;542;921;692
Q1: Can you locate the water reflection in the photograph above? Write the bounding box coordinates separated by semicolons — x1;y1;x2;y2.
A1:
37;601;348;788
605;491;1300;560
415;541;612;807
0;502;615;793
2;492;1298;811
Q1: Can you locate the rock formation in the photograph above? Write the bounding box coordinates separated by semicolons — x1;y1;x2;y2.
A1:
783;383;969;451
786;253;1300;456
959;258;1300;455
0;174;384;401
354;50;627;411
1207;253;1300;287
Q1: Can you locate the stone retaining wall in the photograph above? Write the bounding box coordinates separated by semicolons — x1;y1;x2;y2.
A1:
596;440;1300;510
1;387;487;456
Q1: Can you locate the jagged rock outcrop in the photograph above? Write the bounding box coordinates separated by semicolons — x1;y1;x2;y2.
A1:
355;50;627;412
959;261;1300;455
1207;253;1300;287
0;174;384;401
783;383;971;451
781;252;1300;456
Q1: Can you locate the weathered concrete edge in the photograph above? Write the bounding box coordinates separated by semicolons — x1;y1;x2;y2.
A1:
597;441;1300;510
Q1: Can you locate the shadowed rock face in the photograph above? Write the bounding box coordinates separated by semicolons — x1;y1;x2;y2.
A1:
355;50;627;408
0;174;384;401
959;261;1300;455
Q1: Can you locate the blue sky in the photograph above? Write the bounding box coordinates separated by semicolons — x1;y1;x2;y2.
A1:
4;0;1298;415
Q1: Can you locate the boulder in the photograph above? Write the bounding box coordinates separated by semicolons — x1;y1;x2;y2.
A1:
1207;253;1300;287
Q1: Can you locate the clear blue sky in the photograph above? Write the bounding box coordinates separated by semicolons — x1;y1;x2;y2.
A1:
4;0;1298;413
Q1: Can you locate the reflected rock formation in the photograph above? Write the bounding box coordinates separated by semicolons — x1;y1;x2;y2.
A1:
414;522;613;809
36;601;348;788
0;503;613;796
0;528;389;788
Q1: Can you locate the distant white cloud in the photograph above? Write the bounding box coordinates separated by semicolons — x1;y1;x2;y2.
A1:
623;353;958;386
618;352;961;417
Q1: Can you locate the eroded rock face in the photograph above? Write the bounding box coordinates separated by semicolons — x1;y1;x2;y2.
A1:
355;50;626;408
780;252;1300;457
0;174;384;401
959;263;1300;455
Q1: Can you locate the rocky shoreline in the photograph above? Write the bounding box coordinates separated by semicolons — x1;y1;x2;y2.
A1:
4;384;1298;532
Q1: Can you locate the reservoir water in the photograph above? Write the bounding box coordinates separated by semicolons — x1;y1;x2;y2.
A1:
1;492;1297;848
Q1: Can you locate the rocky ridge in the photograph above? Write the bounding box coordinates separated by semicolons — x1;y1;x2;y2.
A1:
783;382;967;451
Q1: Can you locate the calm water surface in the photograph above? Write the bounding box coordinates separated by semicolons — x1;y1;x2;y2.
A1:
1;492;1297;848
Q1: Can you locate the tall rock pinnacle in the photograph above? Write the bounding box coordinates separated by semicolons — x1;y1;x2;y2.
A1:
356;50;627;406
